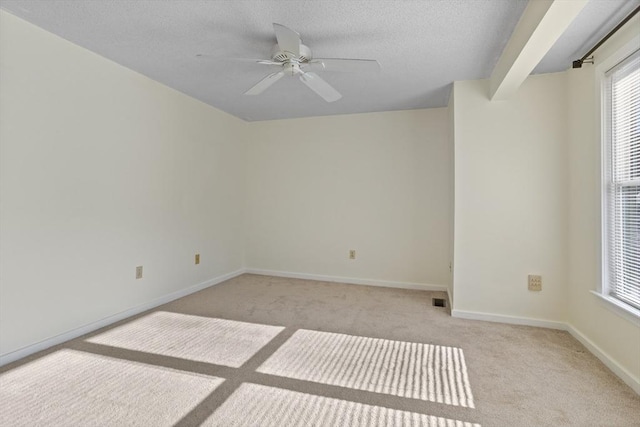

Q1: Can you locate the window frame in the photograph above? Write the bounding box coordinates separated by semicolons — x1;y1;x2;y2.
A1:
599;37;640;325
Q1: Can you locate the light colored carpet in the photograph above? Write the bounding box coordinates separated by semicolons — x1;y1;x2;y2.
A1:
1;273;639;426
257;329;474;407
87;311;284;367
203;383;480;427
0;349;223;426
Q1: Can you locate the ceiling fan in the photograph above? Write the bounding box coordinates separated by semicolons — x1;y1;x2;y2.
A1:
213;23;380;102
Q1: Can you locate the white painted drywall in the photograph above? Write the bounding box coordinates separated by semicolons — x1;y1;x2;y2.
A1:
0;11;247;357
489;0;586;100
244;109;452;287
448;87;456;304
566;14;640;384
452;73;568;322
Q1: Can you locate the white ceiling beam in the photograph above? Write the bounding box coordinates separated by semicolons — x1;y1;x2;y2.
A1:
489;0;587;101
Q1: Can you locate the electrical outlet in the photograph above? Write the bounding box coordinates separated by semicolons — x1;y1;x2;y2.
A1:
136;266;143;279
349;250;356;260
528;274;542;291
195;253;200;265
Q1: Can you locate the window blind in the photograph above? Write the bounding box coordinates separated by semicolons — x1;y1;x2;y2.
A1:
605;49;640;310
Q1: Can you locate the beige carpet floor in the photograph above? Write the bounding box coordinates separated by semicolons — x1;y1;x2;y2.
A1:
1;273;639;426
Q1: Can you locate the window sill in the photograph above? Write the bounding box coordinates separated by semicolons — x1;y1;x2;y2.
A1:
590;291;640;326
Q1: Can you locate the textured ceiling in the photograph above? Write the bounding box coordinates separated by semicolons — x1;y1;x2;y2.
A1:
534;0;639;74
0;0;637;121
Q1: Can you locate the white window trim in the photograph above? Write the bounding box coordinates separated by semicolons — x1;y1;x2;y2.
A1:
598;34;640;322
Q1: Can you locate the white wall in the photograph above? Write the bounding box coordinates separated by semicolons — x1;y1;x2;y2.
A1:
452;73;568;324
0;11;247;358
566;14;640;387
448;86;456;303
244;109;452;287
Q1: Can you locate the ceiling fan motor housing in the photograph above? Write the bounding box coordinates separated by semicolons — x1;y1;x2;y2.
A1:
270;43;312;63
283;62;301;75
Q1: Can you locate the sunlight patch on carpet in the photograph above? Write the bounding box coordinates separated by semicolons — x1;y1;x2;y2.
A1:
257;329;475;408
87;311;284;367
0;349;223;427
203;383;480;426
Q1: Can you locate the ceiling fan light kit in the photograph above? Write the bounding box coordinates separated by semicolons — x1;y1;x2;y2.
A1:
241;23;380;102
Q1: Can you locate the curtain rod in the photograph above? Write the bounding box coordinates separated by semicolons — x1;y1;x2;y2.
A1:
572;5;640;69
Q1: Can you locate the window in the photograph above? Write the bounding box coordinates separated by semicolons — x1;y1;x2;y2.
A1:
604;49;640;312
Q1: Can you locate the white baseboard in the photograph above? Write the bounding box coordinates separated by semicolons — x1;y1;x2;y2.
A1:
245;268;448;292
0;269;244;367
451;309;567;330
565;323;640;394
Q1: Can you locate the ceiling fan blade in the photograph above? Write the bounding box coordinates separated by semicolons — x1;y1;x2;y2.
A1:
244;71;285;95
305;58;381;73
273;23;300;56
299;72;342;102
256;60;282;66
196;55;280;66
